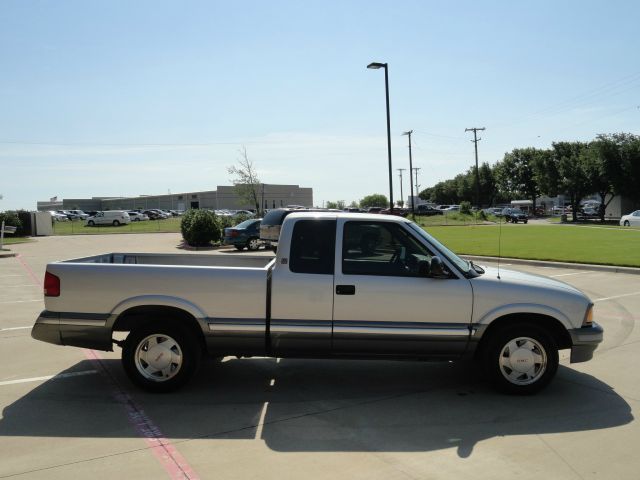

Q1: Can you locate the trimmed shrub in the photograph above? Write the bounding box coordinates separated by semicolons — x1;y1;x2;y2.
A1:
180;209;222;246
0;211;24;236
460;201;472;215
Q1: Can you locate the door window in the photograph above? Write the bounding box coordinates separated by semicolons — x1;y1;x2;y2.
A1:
342;221;438;277
289;220;336;275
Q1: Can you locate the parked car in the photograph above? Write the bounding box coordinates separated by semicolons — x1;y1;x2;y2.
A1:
380;208;409;217
259;208;327;249
620;210;640;227
482;207;503;217
416;205;443;216
502;208;528;223
142;209;168;220
67;210;90;220
127;211;149;222
86;211;131;226
367;207;383;213
169;210;185;216
48;211;68;222
224;219;263;250
32;212;603;394
441;205;460;212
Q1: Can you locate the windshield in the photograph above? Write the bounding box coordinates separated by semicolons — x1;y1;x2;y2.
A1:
407;222;470;273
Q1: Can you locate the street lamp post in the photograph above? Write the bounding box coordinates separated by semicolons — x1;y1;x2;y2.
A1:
367;62;393;212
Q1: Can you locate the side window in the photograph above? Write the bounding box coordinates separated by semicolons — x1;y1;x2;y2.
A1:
289;220;336;275
342;221;435;277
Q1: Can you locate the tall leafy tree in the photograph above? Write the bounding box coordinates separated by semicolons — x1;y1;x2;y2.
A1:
360;194;388;209
552;141;589;222
583;135;626;221
495;148;542;213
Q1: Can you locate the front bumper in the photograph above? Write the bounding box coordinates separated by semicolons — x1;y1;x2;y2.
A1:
568;322;604;363
31;310;113;351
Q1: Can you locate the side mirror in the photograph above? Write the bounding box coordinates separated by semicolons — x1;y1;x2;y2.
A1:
429;256;445;277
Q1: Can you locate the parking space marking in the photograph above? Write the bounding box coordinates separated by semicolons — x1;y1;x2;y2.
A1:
84;349;200;480
16;253;42;285
3;284;42;287
0;326;31;331
0;370;97;387
0;299;41;304
594;291;640;302
550;272;592;278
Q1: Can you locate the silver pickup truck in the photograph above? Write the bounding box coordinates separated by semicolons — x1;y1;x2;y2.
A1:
32;212;603;394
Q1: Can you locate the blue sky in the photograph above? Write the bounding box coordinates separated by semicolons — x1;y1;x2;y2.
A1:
1;0;639;210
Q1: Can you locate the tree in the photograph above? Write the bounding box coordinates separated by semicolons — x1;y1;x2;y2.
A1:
583;135;627;222
616;133;640;203
325;200;346;209
552;141;589;222
495;148;543;214
227;146;261;213
396;199;404;207
360;194;388;209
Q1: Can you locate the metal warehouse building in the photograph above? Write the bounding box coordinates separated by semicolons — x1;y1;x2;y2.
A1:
37;184;313;212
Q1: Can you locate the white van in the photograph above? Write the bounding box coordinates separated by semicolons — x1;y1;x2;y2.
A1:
86;211;131;227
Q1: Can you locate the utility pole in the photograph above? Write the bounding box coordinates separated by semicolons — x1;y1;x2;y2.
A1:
397;168;406;208
402;130;415;215
412;167;421;199
465;127;485;210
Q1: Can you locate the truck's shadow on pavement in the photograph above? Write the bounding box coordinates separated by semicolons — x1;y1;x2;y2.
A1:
0;357;632;458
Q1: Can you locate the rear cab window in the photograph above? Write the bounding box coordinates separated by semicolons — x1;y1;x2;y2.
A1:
289;220;336;275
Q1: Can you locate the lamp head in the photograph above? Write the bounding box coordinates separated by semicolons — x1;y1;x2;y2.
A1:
367;62;386;69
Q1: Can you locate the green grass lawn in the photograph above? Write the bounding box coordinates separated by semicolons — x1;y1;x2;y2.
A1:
424;224;640;267
52;218;182;235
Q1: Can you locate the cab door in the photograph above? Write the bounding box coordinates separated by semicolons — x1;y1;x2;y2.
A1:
332;219;473;356
269;219;336;355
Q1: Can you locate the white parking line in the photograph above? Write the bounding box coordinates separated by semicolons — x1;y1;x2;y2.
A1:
0;326;31;332
0;370;97;387
593;291;640;302
0;299;41;304
550;272;591;278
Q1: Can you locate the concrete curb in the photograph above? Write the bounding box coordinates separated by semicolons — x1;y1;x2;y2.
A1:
461;255;640;275
0;250;17;258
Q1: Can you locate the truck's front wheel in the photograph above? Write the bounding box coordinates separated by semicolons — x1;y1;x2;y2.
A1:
483;323;558;394
122;322;201;392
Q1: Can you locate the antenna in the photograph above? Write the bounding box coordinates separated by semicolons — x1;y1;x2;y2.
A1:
497;215;502;279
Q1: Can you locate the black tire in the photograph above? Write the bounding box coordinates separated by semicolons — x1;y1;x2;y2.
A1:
122;321;202;392
113;220;120;226
482;322;558;395
624;220;630;227
523;219;528;224
247;237;260;251
512;218;518;224
235;245;245;251
134;218;140;222
88;220;95;226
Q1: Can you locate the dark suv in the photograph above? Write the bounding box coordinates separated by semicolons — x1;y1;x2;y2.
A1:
502;208;528;223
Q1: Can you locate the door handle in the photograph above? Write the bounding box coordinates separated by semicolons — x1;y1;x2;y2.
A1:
336;285;356;295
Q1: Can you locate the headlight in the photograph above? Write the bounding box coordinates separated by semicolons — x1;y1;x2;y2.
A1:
583;304;594;326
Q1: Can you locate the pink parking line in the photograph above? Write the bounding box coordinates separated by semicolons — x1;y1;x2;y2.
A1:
15;254;199;479
83;349;200;480
16;254;42;286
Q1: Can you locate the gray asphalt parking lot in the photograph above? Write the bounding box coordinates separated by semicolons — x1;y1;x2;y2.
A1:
1;234;639;479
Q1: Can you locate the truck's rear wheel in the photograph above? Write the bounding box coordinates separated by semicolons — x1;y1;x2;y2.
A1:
122;321;201;392
483;323;558;395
